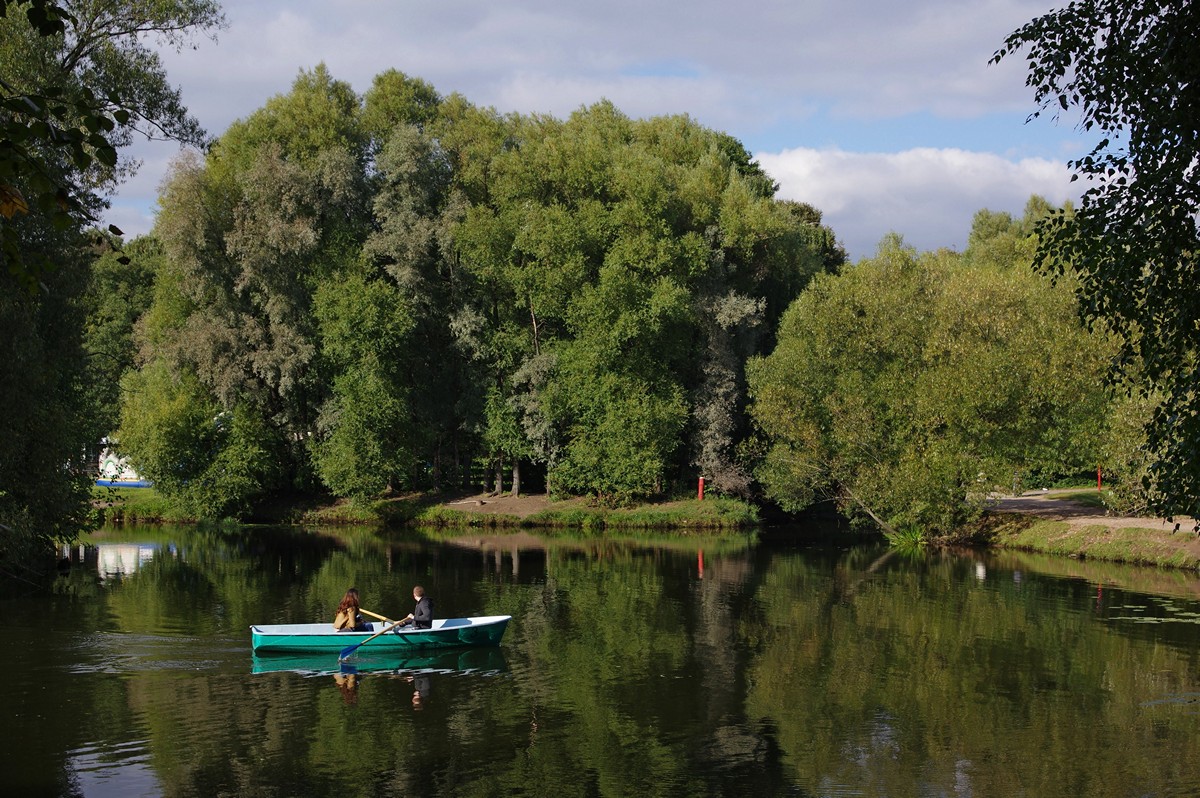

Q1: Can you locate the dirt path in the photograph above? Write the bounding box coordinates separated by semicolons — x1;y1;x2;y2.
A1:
438;492;581;519
988;489;1195;532
985;489;1200;568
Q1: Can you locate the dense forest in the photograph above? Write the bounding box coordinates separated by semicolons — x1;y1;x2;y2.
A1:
115;65;844;518
2;0;1192;574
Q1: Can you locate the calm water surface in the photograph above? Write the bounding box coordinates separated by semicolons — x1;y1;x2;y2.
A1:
3;522;1200;797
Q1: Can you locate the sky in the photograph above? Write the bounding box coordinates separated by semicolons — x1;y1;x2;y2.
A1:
105;0;1091;262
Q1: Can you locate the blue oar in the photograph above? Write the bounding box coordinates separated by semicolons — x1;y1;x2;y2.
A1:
339;618;407;661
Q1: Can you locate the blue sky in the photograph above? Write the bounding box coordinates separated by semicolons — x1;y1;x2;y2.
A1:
105;0;1090;261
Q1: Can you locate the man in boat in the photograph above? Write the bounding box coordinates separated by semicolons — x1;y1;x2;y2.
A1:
333;587;373;632
396;585;433;629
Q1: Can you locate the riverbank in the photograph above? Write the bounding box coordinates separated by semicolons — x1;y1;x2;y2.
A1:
93;485;1200;569
982;489;1200;569
92;487;761;530
308;490;760;530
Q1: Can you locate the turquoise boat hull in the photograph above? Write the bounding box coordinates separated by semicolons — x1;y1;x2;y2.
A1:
250;615;510;654
252;645;509;676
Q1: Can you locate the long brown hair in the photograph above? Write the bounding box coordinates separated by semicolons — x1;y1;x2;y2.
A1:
337;587;361;614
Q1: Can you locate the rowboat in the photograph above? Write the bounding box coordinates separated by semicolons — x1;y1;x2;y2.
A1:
251;645;509;676
249;615;511;654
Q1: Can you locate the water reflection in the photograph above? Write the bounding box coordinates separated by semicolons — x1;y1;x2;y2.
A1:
5;524;1200;796
251;645;509;677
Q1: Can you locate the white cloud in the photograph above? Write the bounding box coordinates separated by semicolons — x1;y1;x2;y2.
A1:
152;0;1054;137
102;0;1087;245
756;146;1076;260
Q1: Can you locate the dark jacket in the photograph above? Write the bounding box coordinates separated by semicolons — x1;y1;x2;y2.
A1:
412;595;433;629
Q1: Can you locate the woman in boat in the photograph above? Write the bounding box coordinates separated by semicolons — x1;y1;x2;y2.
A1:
333;587;373;632
396;585;433;629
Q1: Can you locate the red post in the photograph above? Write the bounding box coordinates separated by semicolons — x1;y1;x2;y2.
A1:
698;476;705;501
1097;465;1102;491
698;549;704;579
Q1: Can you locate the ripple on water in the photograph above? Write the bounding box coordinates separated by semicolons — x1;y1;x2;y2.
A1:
67;739;161;798
66;631;248;675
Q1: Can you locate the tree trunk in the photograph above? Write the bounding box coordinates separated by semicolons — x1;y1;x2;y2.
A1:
841;484;897;536
511;460;521;498
492;456;504;496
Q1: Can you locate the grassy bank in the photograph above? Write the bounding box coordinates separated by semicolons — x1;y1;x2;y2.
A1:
388;495;760;530
983;515;1200;570
95;488;760;532
521;497;758;530
92;486;193;524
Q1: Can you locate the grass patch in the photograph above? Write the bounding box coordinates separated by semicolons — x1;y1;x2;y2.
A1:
519;497;758;530
297;498;388;525
1046;489;1110;509
401;495;760;531
984;515;1200;569
884;524;928;552
293;493;456;526
91;486;192;524
92;488;760;533
414;506;524;527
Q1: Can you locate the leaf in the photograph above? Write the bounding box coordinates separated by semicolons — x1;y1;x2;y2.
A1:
0;183;29;218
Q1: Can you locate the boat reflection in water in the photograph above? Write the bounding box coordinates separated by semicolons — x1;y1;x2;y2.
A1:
253;645;509;706
250;644;509;678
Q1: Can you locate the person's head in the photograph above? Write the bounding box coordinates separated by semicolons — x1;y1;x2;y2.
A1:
338;587;360;612
413;585;425;599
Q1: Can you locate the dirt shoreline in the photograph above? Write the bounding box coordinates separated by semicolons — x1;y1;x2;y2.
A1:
443;488;1196;531
436;492;587;519
433;488;1200;569
985;489;1200;568
988;488;1195;531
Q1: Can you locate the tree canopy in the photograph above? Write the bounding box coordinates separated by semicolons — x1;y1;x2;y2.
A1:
0;0;222;574
122;71;840;511
748;206;1114;538
0;0;223;286
994;0;1200;520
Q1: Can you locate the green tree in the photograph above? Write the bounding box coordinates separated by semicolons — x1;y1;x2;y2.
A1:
310;269;418;498
447;102;832;501
118;360;282;518
145;65;373;509
0;216;93;571
0;0;221;569
995;0;1200;519
360;85;482;491
82;234;160;436
0;0;223;284
748;228;1112;538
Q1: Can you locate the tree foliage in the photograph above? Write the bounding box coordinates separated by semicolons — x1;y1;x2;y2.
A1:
82;234;160;435
0;0;223;285
0;0;221;570
136;65;373;509
748;211;1113;537
0;215;93;568
444;102;834;501
995;0;1200;519
128;78;838;510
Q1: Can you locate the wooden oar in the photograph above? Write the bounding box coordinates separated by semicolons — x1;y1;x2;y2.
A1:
339;618;407;661
359;608;393;623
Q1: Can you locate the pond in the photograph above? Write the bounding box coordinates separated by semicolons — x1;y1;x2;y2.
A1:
3;522;1200;797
